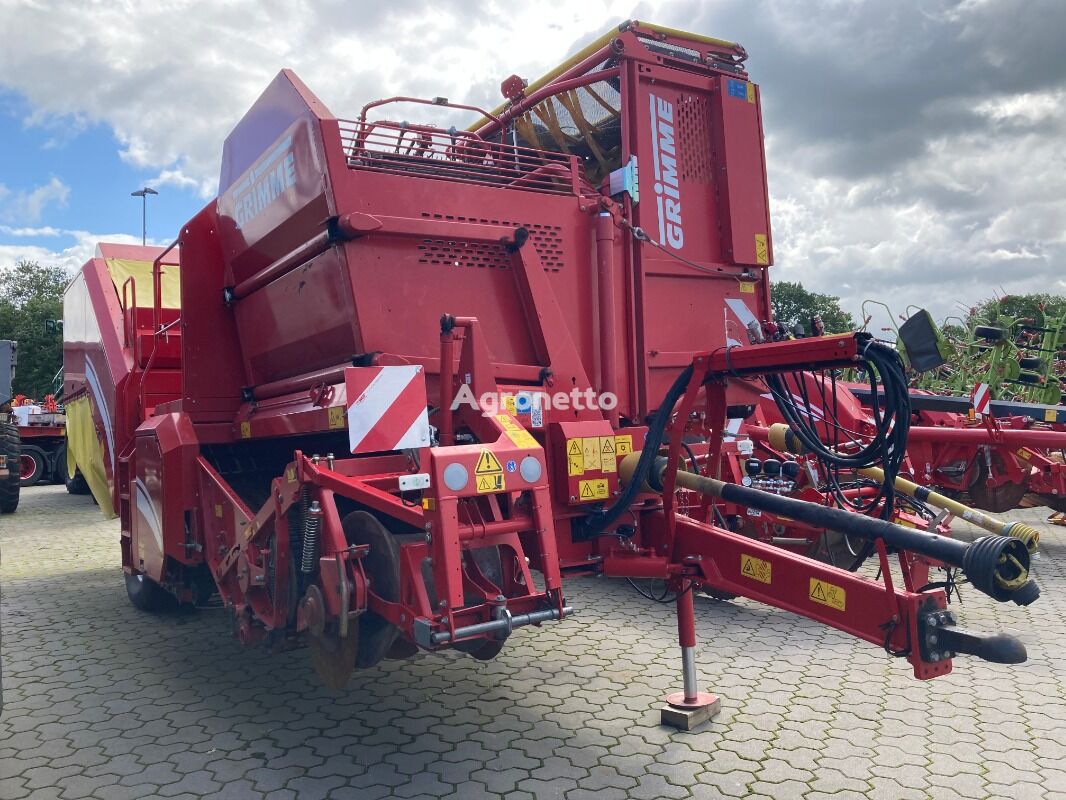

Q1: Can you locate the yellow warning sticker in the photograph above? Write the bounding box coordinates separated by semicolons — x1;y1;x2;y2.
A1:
746;82;756;103
476;473;505;493
504;395;517;414
578;478;610;501
328;406;346;429
809;578;846;611
741;554;772;585
495;415;539;449
568;454;584;477
475;450;503;475
615;435;633;456
754;234;769;265
240;421;251;439
582;437;601;472
285;467;296;483
739;280;755;294
214;503;223;518
600;437;617;473
1015;448;1032;462
1046;408;1057;422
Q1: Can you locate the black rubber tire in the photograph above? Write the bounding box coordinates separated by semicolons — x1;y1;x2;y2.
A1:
1017;371;1042;385
125;573;170;612
975;325;1006;342
1019;356;1042;370
0;423;20;514
19;446;46;487
56;442;91;494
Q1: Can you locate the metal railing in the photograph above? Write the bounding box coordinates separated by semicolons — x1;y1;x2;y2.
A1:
339;120;581;196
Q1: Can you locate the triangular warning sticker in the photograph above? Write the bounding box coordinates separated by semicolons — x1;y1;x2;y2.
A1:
567;439;582;456
580;482;595;499
811;582;828;602
601;438;616;454
475;450;503;475
742;559;756;578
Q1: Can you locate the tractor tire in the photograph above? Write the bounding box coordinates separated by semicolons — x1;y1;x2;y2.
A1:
19;446;47;487
55;443;91;494
974;325;1006;342
125;573;170;612
1;423;20;514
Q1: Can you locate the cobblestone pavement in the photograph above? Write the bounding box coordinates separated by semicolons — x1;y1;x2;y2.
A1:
2;485;1065;799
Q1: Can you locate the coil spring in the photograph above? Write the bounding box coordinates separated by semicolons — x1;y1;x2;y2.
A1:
300;500;322;574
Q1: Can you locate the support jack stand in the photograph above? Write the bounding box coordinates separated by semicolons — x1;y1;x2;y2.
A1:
660;582;721;730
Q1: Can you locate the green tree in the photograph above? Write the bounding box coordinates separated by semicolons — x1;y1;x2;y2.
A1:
771;281;855;335
973;293;1066;328
0;260;69;400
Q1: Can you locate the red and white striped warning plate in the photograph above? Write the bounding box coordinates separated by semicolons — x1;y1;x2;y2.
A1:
345;365;430;454
971;382;991;416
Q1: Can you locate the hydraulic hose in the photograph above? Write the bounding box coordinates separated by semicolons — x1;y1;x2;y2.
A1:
621;453;1040;606
572;364;693;540
765;423;1041;554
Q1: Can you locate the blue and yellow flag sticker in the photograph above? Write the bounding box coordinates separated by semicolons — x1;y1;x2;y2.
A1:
728;79;756;103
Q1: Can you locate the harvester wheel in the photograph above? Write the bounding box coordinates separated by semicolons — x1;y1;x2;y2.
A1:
969;452;1028;513
699;586;739;601
19;447;46;487
341;510;401;670
55;442;90;493
1;422;19;513
125;573;170;612
309;625;360;691
974;325;1006;342
809;530;872;572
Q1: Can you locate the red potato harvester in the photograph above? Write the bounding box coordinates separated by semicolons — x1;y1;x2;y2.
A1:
62;21;1039;729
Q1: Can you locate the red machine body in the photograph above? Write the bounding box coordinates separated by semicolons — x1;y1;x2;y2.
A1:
65;22;1036;704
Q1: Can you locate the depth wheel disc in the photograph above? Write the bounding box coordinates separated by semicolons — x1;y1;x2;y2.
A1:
309;625;360;690
341;511;401;669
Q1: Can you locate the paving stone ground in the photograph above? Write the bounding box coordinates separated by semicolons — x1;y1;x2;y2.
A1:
2;485;1065;799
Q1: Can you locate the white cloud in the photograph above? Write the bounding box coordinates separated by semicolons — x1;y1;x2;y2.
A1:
0;228;152;274
0;177;70;224
0;0;1062;332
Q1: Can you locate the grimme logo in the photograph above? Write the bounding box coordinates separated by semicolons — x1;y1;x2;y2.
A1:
229;135;297;229
649;94;684;250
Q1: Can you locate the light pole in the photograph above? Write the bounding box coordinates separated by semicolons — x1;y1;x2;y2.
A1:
131;187;158;246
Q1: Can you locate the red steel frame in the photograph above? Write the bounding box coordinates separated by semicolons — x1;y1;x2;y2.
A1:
63;22;1034;713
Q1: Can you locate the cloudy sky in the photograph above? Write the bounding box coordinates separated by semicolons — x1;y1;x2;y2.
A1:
0;0;1063;329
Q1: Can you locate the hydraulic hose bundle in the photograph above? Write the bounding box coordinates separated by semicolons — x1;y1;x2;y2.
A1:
765;339;910;520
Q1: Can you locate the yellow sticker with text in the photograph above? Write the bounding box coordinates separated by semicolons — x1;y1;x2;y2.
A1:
582;437;601;472
578;479;609;501
741;554;771;585
240;421;251;439
504;396;517;414
754;234;769;265
739;281;755;294
746;83;756;103
809;578;846;611
599;437;617;473
476;473;504;493
495;415;539;449
328;406;346;429
568;454;584;476
1046;408;1057;422
1015;449;1031;462
615;435;633;456
286;467;296;483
